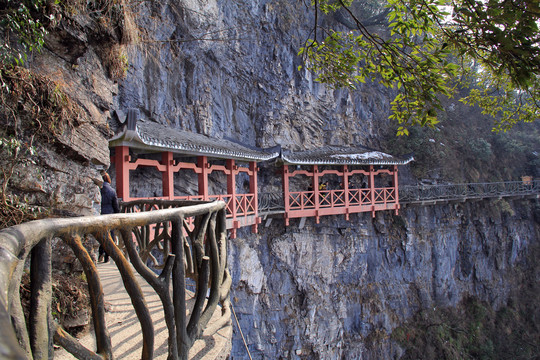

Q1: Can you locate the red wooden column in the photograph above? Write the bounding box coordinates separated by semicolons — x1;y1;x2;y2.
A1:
282;165;290;226
227;159;237;237
369;165;376;217
343;165;350;221
393;165;399;215
115;146;130;200
313;165;320;224
249;161;259;233
162;151;174;199
198;156;209;201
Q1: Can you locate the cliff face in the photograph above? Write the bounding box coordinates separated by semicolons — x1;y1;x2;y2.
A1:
9;0;539;358
7;11;119;216
115;0;393;151
228;199;539;359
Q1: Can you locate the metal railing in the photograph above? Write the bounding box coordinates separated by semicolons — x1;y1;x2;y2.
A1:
0;200;230;360
399;180;540;203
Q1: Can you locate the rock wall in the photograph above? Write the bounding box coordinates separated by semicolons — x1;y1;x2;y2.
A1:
20;14;118;216
116;0;393;151
112;2;539;359
9;0;538;358
227;198;539;359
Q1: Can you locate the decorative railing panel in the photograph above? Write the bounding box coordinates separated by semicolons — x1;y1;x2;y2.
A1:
374;188;396;204
289;191;315;210
0;200;230;360
319;190;346;208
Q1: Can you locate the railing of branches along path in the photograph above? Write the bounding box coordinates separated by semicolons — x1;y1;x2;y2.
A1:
0;200;231;360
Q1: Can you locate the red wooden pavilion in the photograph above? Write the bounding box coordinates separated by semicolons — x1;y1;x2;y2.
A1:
280;147;413;225
108;109;279;238
108;110;413;235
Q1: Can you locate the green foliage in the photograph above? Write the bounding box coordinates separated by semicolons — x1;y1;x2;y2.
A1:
300;0;540;132
386;125;445;178
0;0;55;65
386;94;540;182
468;138;492;162
494;199;515;217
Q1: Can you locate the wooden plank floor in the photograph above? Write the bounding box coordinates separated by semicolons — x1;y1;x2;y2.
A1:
55;261;232;359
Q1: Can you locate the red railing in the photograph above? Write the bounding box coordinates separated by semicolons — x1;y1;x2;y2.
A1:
373;188;396;204
289;191;315;210
127;193;258;237
348;189;371;206
285;186;399;222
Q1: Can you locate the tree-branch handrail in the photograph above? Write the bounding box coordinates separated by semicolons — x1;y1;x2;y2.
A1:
0;200;230;360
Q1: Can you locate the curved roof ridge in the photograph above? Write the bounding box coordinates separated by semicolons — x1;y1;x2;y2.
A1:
281;145;414;165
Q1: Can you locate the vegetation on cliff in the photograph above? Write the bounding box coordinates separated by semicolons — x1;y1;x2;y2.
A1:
385;90;540;182
392;234;540;359
301;0;540;133
0;0;134;226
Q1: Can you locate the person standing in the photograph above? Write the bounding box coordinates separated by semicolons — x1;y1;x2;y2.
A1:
99;172;120;263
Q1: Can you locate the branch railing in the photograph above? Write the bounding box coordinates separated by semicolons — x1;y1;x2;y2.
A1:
0;200;231;360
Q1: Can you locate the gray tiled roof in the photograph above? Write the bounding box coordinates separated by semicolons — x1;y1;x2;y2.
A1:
109;115;280;162
109;110;412;165
281;146;414;165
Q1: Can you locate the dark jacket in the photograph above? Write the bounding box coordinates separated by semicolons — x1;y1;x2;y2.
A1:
101;182;120;215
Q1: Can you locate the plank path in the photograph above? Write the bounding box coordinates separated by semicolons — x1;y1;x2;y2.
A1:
55;261;232;360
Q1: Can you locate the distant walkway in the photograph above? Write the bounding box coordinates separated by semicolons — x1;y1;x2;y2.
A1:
54;262;231;360
258;180;540;215
399;180;540;205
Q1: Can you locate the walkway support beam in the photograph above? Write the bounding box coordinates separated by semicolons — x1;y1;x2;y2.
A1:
162;151;174;199
393;165;399;215
282;165;290;226
198;156;209;201
115;146;130;200
313;165;320;224
227;159;237;238
343;165;350;221
250;161;258;234
369;165;375;217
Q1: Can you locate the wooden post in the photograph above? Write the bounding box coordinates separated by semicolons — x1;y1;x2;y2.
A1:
313;165;320;224
282;165;290;226
249;161;258;234
227;159;237;237
343;165;350;221
393;165;399;215
198;156;209;201
162;151;174;199
369;165;375;217
115;146;130;201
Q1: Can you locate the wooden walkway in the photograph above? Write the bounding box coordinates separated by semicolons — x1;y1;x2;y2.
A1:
258;180;540;216
54;261;232;360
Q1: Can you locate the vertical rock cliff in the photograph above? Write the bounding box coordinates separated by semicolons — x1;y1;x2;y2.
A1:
116;0;393;150
112;1;539;358
227;199;538;358
6;0;537;358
